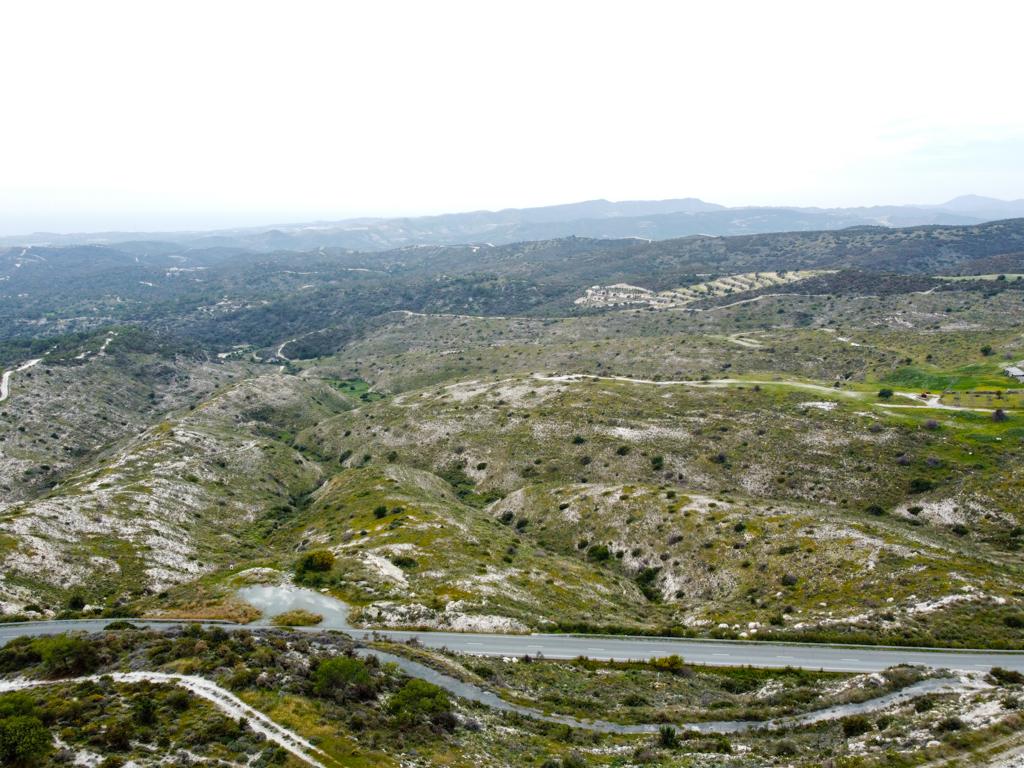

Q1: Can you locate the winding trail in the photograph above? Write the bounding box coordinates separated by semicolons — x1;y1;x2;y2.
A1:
0;672;330;767
367;648;976;735
0;358;42;403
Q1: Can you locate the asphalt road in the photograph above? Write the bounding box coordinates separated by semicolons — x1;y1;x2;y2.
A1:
4;619;1024;673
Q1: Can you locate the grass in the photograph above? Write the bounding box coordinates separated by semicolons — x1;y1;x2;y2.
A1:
326;377;387;403
271;608;323;627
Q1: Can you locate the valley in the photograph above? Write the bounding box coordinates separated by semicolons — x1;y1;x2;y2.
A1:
2;220;1024;766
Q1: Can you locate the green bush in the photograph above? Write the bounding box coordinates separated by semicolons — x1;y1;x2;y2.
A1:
0;715;52;766
658;724;677;747
909;478;935;494
990;666;1024;686
313;656;374;701
387;678;451;725
842;714;872;737
295;550;334;580
35;634;98;677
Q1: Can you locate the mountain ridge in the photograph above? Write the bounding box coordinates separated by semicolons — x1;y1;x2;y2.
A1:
4;194;1023;251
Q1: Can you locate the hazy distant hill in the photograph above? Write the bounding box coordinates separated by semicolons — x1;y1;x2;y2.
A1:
2;195;1018;251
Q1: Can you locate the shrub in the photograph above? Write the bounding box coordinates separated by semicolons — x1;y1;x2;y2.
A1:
373;505;388;519
774;739;798;756
909;478;935;493
990;666;1024;685
587;544;611;562
936;716;964;732
914;696;935;713
391;555;418;569
650;655;688;676
994;408;1009;422
313;656;375;701
35;634;97;677
387;679;452;725
296;550;334;575
780;573;798;587
271;609;323;627
103;620;138;631
0;715;52;766
650;455;664;470
66;594;86;611
615;445;631;456
842;714;872;737
133;696;157;725
877;388;894;399
658;725;677;748
636;568;662;602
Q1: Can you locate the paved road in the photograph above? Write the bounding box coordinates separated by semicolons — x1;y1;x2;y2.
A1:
4;618;1023;674
357;629;1024;674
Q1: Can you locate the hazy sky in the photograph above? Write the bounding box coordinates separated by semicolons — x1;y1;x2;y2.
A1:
2;0;1023;234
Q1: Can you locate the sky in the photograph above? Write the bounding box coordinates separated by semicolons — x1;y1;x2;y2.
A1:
1;0;1023;235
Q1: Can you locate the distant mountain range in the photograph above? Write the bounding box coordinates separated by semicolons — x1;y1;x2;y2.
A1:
3;195;1024;252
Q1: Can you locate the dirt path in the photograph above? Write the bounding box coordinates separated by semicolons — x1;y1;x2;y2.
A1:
0;671;332;767
0;358;42;403
534;373;1001;413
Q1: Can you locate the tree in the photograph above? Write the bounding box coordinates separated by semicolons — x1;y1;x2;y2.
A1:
0;715;52;766
877;388;894;399
994;408;1009;422
981;345;994;356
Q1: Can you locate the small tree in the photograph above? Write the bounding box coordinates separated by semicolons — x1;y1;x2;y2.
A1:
994;408;1009;423
877;388;894;399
